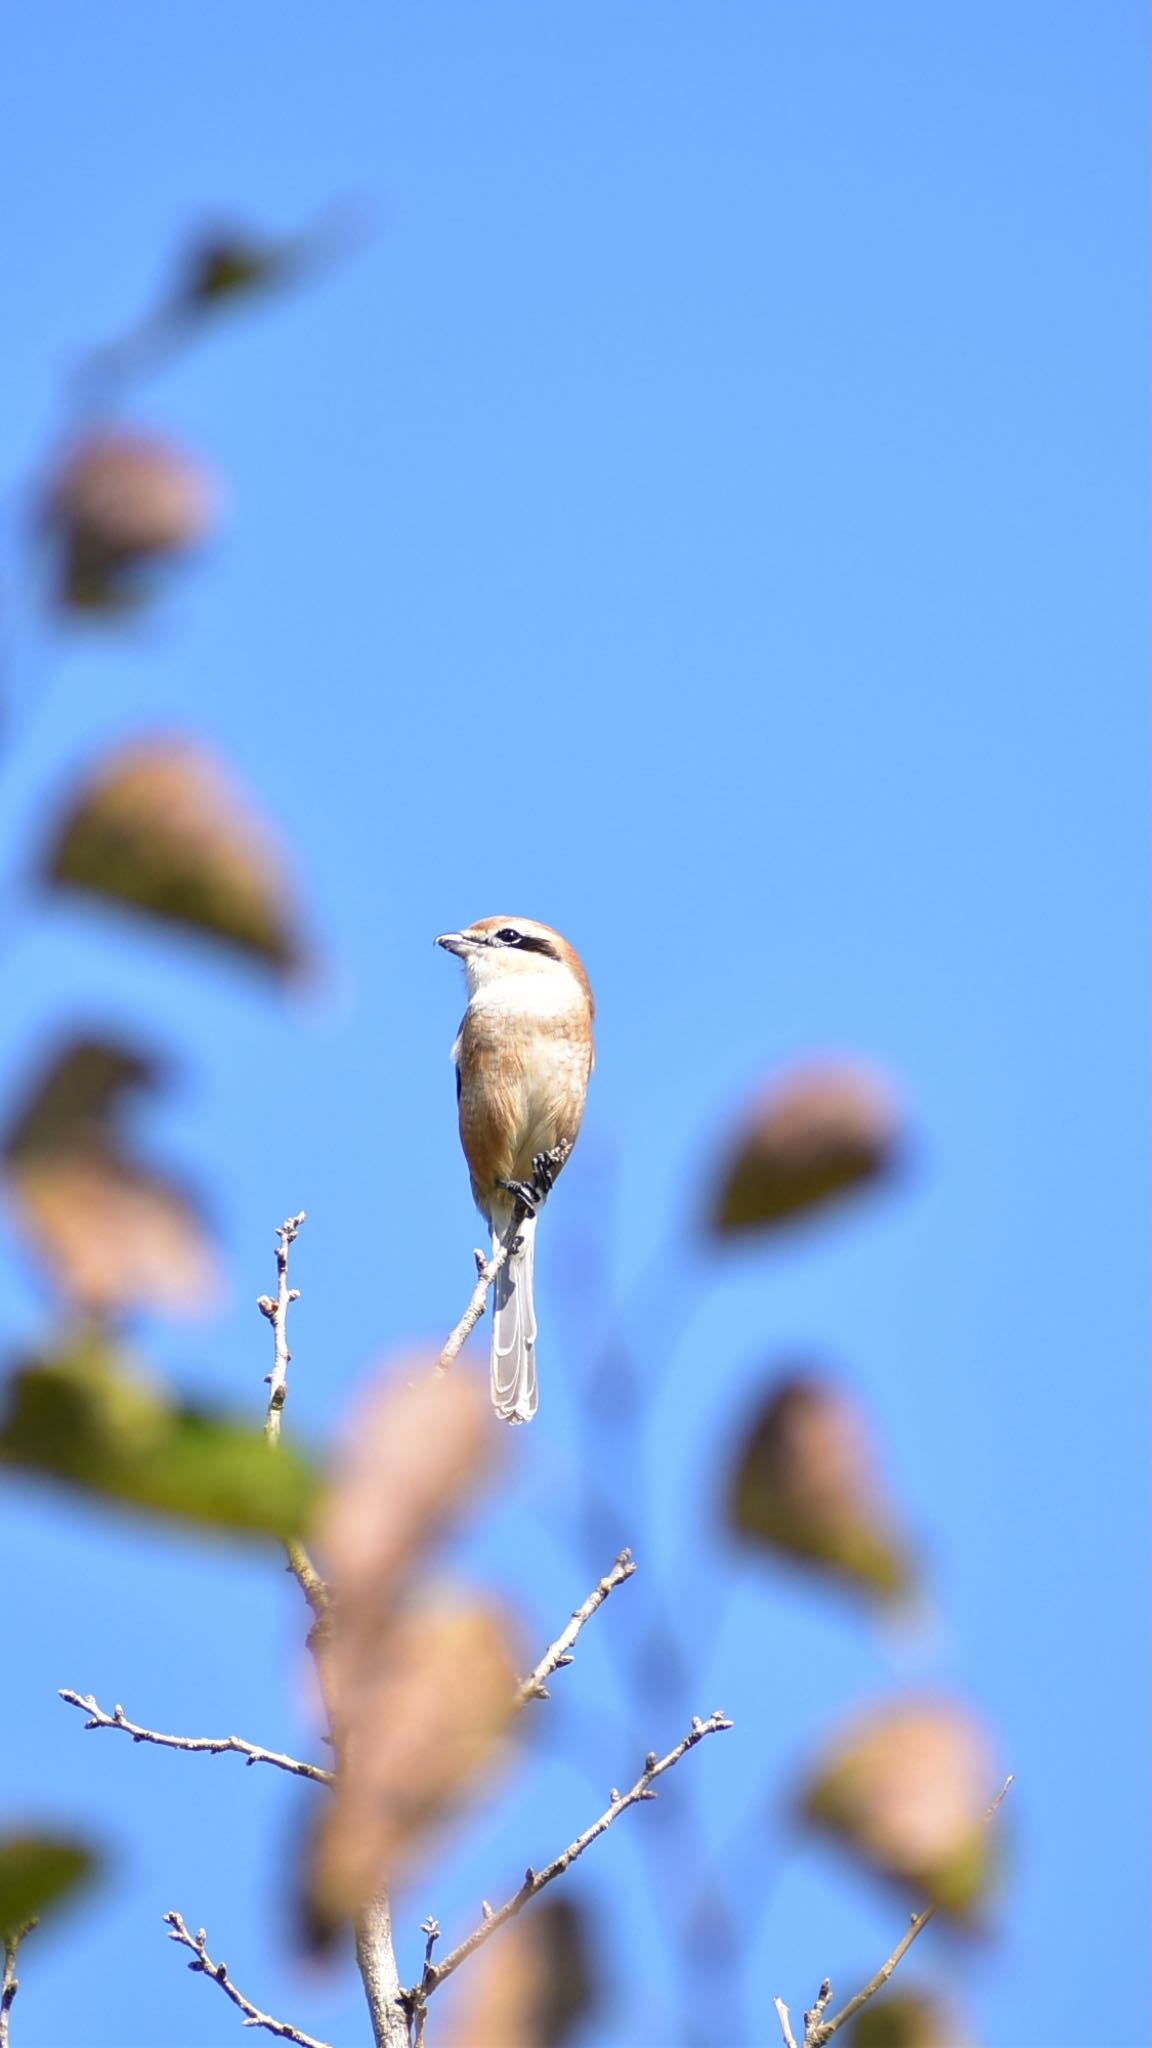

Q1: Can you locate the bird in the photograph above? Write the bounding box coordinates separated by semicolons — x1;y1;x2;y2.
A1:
436;916;595;1423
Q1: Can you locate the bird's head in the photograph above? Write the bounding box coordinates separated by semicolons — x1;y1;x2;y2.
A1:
435;916;593;1012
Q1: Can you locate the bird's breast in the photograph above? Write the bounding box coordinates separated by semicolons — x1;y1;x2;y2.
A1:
455;990;593;1201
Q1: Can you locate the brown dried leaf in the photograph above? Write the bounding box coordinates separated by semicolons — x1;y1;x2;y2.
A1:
43;430;214;611
43;737;305;971
710;1063;901;1235
309;1596;520;1930
728;1371;911;1600
440;1899;593;2048
319;1362;496;1625
800;1698;998;1916
2;1037;216;1316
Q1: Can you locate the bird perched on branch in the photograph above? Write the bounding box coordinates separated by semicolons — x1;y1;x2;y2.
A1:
436;916;595;1423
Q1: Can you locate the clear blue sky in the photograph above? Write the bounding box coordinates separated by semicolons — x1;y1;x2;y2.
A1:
0;5;1146;2046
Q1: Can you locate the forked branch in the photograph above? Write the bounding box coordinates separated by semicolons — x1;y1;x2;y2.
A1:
163;1914;330;2048
407;1709;733;2022
773;1775;1015;2047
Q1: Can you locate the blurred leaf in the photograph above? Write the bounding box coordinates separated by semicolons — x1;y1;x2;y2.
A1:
728;1371;911;1600
43;738;305;971
175;201;363;313
4;1040;153;1159
307;1596;520;1937
42;431;214;612
0;1832;99;1944
441;1898;594;2048
710;1063;901;1235
319;1362;496;1622
800;1699;998;1916
0;1337;315;1541
849;1989;972;2048
179;231;294;308
2;1037;216;1316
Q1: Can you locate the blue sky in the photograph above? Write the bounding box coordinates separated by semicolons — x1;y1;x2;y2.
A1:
0;4;1147;2045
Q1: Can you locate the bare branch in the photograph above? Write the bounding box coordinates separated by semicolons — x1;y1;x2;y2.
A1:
255;1216;409;2048
412;1709;733;2008
59;1689;332;1786
353;1893;410;2048
162;1913;330;2048
516;1549;636;1705
1;1922;36;2048
436;1198;531;1376
794;1775;1015;2047
255;1212;330;1624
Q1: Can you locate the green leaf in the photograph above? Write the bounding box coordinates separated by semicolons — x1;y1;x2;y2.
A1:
0;1833;99;1945
43;738;305;973
0;1340;315;1542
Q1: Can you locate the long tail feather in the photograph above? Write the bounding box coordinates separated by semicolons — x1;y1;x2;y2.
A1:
490;1208;538;1424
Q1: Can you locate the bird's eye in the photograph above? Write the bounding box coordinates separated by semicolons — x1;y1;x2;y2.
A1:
496;927;522;945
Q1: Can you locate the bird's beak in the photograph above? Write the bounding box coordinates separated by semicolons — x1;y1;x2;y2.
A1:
435;931;477;957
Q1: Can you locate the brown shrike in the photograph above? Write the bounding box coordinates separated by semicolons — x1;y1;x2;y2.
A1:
436;916;594;1423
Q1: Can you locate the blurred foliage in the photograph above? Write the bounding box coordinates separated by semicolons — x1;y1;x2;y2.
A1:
3;1036;217;1316
800;1698;998;1917
849;1988;971;2048
178;231;297;310
0;1833;98;1946
441;1897;594;2048
727;1370;911;1601
43;738;306;972
318;1363;496;1622
711;1063;901;1234
306;1596;521;1940
307;1362;520;1940
42;431;214;613
0;1337;315;1541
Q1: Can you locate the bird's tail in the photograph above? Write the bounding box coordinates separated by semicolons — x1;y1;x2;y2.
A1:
490;1204;538;1424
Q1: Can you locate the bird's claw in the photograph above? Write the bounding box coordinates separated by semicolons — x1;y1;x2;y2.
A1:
498;1143;572;1217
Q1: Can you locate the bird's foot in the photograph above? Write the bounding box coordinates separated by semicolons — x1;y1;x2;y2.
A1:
498;1143;572;1217
530;1141;571;1197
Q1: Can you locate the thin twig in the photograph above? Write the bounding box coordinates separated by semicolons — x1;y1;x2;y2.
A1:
411;1709;733;2011
1;1922;36;2048
259;1211;306;1445
58;1689;332;1786
782;1776;1015;2048
256;1212;331;1624
516;1549;636;1705
436;1197;531;1375
773;1995;799;2048
162;1914;330;2048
